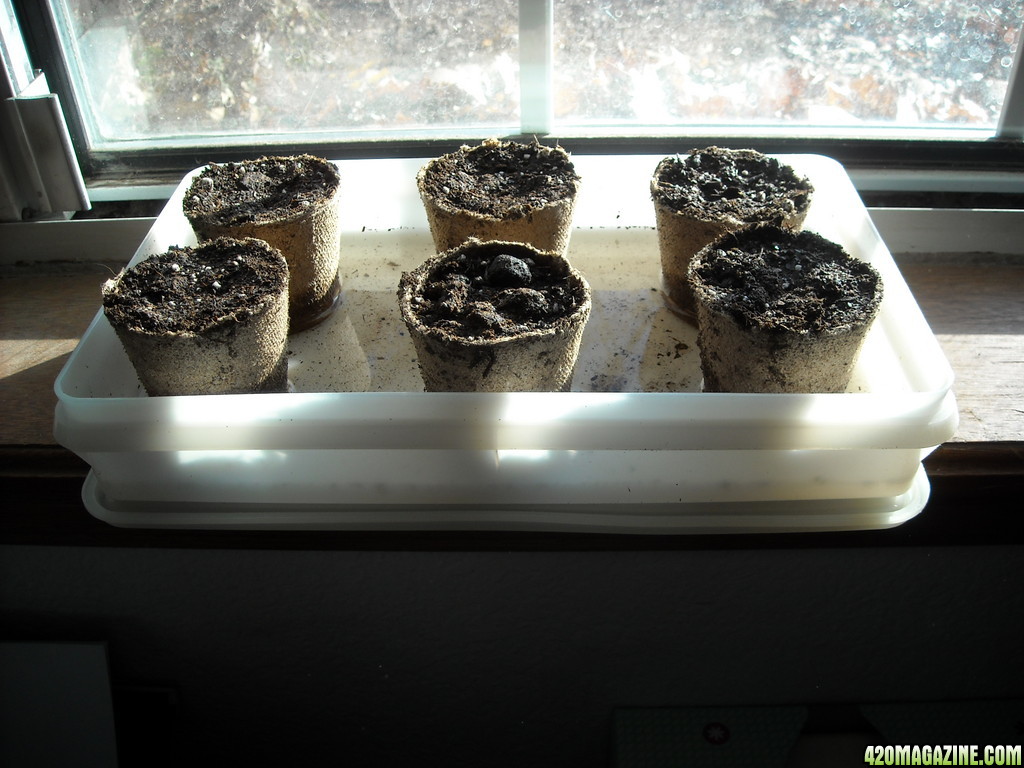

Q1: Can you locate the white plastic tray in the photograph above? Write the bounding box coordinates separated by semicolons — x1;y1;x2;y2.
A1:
54;155;958;533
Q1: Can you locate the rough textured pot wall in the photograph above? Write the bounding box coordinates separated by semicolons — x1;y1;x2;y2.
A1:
1;546;1022;767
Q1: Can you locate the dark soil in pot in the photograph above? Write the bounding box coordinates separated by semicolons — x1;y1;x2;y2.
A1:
398;239;592;392
102;237;290;396
183;154;342;333
652;146;813;318
689;226;883;393
417;139;581;254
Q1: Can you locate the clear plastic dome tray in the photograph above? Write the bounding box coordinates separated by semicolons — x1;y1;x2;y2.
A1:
54;155;958;533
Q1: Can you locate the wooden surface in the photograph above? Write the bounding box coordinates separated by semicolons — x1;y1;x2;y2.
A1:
895;260;1024;443
1;263;120;447
3;258;1022;446
1;256;1022;548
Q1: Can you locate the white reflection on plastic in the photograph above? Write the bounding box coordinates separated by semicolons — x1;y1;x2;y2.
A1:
498;392;628;452
500;392;627;423
176;449;279;467
170;394;291;462
495;449;552;464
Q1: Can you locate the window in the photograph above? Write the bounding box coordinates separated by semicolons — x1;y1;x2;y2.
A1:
55;0;521;142
555;0;1021;137
9;0;1024;186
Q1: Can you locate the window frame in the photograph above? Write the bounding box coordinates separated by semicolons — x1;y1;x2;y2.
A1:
11;0;1024;199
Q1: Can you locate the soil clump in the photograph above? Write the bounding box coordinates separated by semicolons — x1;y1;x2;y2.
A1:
653;146;813;223
406;245;586;341
691;227;882;333
183;155;340;227
419;140;580;218
103;238;289;334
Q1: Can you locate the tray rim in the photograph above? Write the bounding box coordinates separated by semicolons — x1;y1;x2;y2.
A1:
80;463;930;534
54;386;959;452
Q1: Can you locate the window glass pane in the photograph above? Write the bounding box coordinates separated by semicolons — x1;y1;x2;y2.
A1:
57;0;519;144
554;0;1022;134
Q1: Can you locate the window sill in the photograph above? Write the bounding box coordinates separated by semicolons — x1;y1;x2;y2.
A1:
1;225;1021;550
2;147;1024;548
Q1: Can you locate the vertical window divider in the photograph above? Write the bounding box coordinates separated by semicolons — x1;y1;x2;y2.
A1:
519;0;553;136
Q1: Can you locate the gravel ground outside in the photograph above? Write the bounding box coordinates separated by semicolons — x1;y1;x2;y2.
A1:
71;0;1022;140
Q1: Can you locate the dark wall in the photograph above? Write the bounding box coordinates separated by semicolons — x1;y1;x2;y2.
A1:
2;544;1022;766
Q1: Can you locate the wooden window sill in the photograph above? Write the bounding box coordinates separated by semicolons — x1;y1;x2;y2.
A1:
1;256;1021;549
